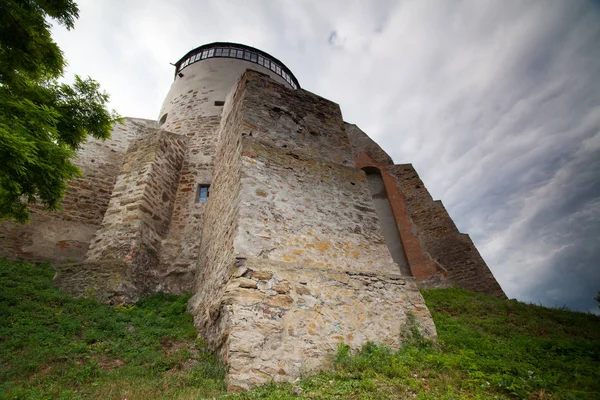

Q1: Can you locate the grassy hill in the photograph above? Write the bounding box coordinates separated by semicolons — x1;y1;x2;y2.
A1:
1;259;598;399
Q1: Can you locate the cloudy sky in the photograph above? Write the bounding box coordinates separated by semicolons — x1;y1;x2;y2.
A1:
52;0;600;313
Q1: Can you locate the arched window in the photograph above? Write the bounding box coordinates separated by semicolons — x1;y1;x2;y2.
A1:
159;113;168;126
362;167;411;276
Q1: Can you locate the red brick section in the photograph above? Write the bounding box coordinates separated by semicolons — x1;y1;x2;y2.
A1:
345;123;506;298
353;151;444;281
388;164;506;298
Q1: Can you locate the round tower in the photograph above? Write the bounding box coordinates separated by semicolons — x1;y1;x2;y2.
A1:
158;42;300;132
156;42;300;278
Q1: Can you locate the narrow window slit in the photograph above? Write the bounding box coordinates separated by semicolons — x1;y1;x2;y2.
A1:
159;113;168;125
196;184;211;203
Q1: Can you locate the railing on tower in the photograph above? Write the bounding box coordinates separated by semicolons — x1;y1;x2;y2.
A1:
174;42;300;90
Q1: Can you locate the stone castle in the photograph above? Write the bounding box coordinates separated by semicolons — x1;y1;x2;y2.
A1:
0;42;505;389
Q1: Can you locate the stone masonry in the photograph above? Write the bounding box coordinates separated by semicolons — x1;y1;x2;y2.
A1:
0;118;156;264
0;42;506;389
188;71;437;389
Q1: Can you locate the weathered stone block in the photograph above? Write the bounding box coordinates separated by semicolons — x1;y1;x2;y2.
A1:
221;258;436;391
53;260;146;304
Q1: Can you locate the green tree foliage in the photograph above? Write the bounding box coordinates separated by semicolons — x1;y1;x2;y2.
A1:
0;0;120;223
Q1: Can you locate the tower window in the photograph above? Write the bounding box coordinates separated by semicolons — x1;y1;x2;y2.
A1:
196;184;210;203
159;113;168;125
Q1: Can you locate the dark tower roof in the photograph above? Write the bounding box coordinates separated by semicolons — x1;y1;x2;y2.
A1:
174;42;300;89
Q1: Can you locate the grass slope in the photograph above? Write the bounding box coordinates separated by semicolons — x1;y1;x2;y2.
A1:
0;260;225;399
1;259;599;399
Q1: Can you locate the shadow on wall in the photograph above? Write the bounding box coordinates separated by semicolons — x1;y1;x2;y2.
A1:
363;167;412;276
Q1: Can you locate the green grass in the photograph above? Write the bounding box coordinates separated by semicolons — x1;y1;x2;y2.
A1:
0;259;226;399
1;258;599;399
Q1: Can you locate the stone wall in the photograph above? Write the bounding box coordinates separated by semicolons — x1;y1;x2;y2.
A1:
188;72;245;353
364;168;411;275
61;130;189;302
85;130;187;262
388;164;506;298
346;123;444;282
0;118;156;263
189;70;436;391
346;123;394;166
53;130;188;303
238;141;398;275
223;258;436;391
241;74;353;167
159;116;221;279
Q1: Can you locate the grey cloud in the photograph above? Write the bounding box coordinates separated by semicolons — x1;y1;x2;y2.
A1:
328;31;337;46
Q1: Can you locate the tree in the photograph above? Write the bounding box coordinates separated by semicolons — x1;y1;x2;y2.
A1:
0;0;120;223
